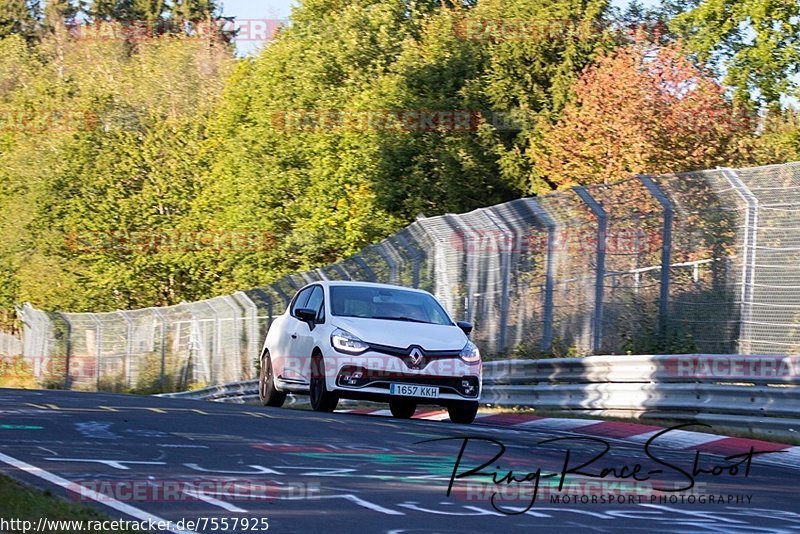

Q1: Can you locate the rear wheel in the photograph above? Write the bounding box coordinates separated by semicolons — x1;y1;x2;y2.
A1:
389;399;417;419
310;352;338;412
448;401;479;424
259;349;286;407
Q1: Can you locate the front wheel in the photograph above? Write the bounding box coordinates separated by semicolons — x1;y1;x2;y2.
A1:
448;401;479;424
389;399;417;419
310;353;338;412
259;349;286;407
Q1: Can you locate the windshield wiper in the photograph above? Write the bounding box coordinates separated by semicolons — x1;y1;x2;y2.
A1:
371;315;432;324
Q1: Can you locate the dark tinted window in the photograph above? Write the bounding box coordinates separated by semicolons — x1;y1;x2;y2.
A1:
306;285;325;322
290;286;314;317
329;285;452;325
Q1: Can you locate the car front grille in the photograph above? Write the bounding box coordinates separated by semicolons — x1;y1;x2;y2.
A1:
336;365;479;398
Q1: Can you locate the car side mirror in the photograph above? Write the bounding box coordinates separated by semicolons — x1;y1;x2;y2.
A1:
456;321;473;336
295;307;317;324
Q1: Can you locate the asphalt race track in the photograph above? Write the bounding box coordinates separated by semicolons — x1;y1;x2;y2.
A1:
1;389;799;533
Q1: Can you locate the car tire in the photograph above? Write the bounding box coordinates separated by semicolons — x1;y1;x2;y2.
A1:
259;348;286;407
389;399;416;419
448;401;479;424
310;352;338;412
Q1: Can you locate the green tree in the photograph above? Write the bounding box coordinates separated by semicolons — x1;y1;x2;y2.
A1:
667;0;800;108
0;0;40;43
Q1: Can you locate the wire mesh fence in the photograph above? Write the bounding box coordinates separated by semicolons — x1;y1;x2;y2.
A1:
6;162;800;392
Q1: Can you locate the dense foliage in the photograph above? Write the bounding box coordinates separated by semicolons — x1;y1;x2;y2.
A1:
0;0;797;318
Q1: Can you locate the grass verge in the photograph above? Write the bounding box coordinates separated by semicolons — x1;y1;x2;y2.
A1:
0;472;136;533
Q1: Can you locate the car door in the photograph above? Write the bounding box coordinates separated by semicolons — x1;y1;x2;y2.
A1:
292;284;325;382
274;285;314;383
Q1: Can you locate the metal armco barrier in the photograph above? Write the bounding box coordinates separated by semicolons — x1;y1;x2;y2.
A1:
161;354;800;441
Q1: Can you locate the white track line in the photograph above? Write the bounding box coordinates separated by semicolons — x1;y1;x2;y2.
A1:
513;418;602;430
625;429;723;449
0;451;199;534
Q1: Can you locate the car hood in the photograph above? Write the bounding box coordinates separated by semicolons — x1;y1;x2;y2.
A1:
331;317;467;351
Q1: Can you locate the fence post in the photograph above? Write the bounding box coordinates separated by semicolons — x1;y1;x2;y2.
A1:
395;232;423;288
524;198;556;352
90;314;102;390
373;242;397;284
484;209;513;353
269;285;292;310
234;291;260;378
57;312;72;389
206;301;220;385
119;311;134;389
352;254;378;282
639;175;673;343
330;262;355;281
574;186;607;354
152;308;167;391
720;167;758;354
253;288;275;328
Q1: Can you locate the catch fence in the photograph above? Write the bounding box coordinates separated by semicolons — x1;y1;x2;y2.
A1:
9;162;800;391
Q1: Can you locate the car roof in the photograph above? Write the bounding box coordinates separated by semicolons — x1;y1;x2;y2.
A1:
303;280;431;294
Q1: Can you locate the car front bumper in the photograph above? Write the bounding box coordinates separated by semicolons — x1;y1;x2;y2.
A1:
323;352;482;402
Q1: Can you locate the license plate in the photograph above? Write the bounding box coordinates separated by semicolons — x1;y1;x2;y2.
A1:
390;383;439;399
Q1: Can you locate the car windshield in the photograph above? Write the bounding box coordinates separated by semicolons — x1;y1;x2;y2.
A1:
329;285;453;325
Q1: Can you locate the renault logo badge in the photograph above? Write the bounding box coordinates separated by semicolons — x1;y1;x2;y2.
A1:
409;347;424;366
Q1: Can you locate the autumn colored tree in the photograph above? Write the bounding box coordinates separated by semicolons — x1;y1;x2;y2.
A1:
530;38;752;190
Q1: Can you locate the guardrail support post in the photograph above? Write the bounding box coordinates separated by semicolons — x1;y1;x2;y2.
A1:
639;175;673;344
574;187;607;354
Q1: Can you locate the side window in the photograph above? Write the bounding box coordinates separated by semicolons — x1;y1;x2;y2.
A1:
290;287;314;317
305;285;325;323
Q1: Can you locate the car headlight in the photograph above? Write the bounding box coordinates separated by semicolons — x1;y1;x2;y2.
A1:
459;341;480;363
331;328;369;354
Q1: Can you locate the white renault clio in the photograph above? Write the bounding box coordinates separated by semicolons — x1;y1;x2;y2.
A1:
258;281;481;423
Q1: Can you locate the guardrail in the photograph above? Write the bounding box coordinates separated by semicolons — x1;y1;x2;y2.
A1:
159;354;800;440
